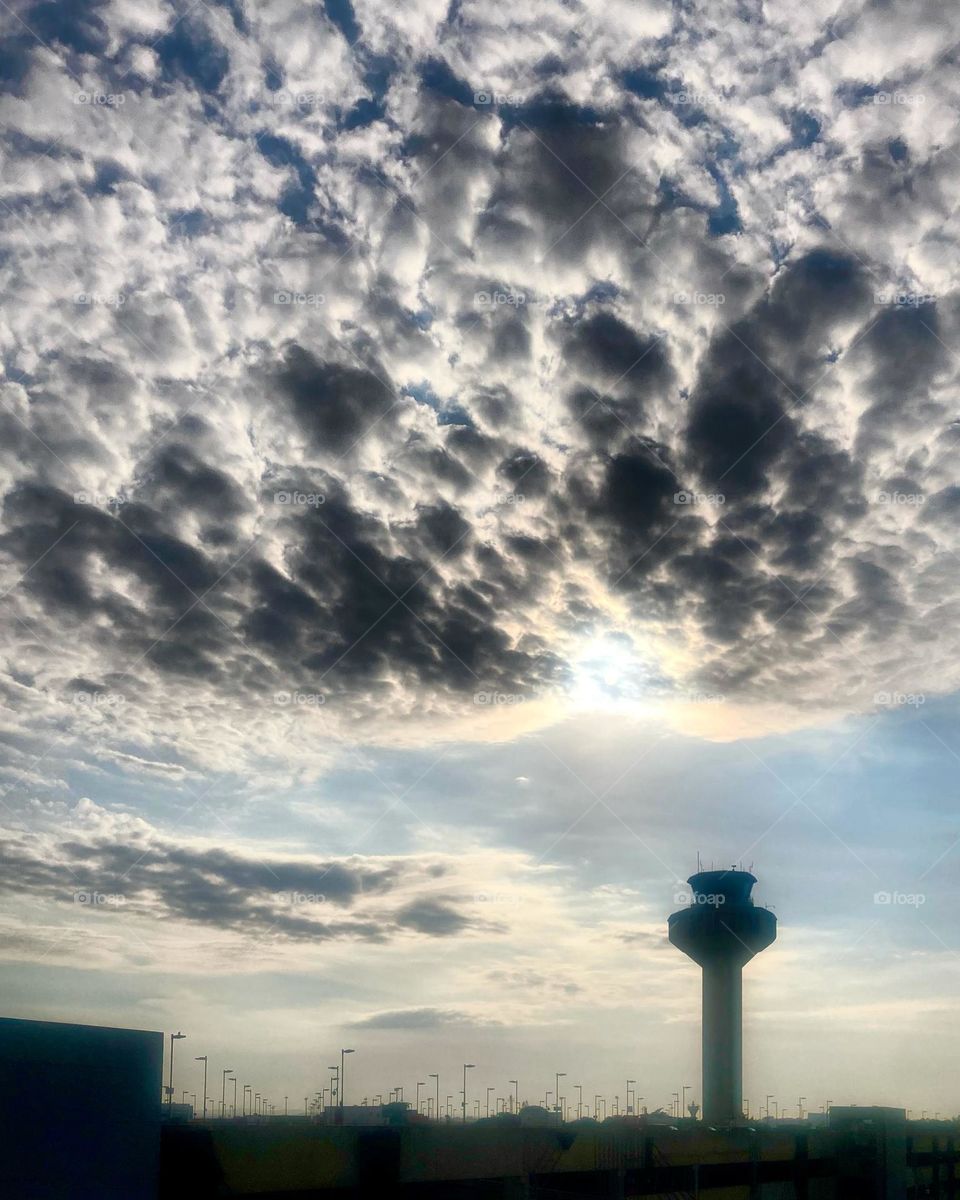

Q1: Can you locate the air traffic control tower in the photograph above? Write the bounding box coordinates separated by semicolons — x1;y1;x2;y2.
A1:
669;869;776;1125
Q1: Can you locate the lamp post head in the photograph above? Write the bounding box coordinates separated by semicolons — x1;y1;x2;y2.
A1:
464;1063;475;1069
195;1055;206;1062
342;1048;355;1054
172;1032;186;1040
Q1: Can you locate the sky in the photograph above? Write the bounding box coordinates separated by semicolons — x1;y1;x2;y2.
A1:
1;0;960;1119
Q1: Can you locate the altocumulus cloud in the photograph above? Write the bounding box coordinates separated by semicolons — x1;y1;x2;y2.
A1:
0;0;959;779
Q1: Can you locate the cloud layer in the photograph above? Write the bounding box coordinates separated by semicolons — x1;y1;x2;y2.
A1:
0;0;959;786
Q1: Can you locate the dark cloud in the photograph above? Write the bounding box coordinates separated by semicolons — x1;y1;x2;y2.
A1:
0;828;486;945
351;1007;498;1029
275;347;401;456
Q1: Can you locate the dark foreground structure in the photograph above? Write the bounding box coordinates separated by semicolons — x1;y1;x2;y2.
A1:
159;1108;956;1199
0;1015;162;1199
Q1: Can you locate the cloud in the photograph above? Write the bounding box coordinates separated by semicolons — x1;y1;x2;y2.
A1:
350;1006;500;1029
0;814;490;946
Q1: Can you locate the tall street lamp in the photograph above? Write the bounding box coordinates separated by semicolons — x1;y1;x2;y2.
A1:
221;1069;234;1118
416;1081;425;1114
555;1073;565;1115
626;1080;635;1115
167;1032;185;1112
231;1077;237;1118
429;1074;439;1120
329;1066;339;1106
576;1084;583;1119
509;1080;518;1114
462;1064;475;1122
486;1086;494;1117
340;1049;354;1108
195;1056;208;1120
682;1085;691;1119
242;1084;251;1116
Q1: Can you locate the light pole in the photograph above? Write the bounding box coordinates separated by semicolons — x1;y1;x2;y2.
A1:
798;1096;806;1120
509;1080;518;1114
232;1077;237;1118
486;1086;494;1117
576;1084;583;1119
672;1092;679;1119
167;1032;186;1111
341;1049;354;1108
766;1094;774;1120
682;1085;691;1119
329;1066;339;1107
462;1064;475;1122
416;1082;425;1114
195;1056;208;1120
446;1095;452;1117
555;1073;565;1115
221;1069;233;1118
243;1084;251;1116
429;1074;439;1120
626;1080;635;1115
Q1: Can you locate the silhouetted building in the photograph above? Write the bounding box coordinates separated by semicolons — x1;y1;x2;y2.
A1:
0;1016;162;1199
669;869;776;1124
